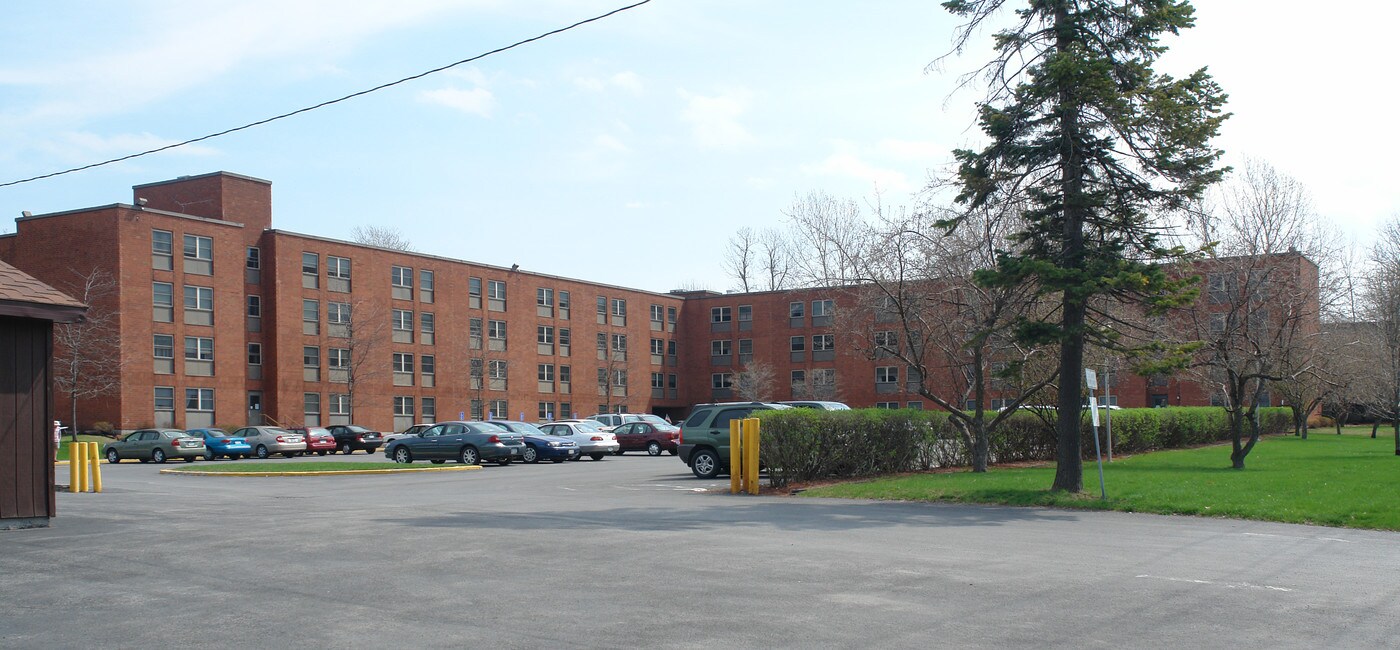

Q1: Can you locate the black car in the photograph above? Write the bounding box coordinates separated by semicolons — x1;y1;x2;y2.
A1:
326;424;383;454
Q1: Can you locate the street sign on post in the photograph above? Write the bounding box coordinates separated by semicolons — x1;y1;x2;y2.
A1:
1085;368;1098;390
1086;370;1106;500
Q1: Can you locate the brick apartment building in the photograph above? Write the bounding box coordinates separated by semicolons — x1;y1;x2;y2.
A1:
0;171;1316;433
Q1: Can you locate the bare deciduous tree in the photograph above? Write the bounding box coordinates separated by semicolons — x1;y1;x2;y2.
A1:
53;268;122;438
340;300;389;422
1360;215;1400;454
351;225;414;251
784;191;868;287
723;227;755;293
734;361;777;402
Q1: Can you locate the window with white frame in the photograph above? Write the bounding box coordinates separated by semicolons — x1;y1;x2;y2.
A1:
538;364;555;382
248;343;262;366
246;295;261;318
186;388;214;411
420;312;435;345
711;306;731;323
488;360;508;379
812;299;834;317
711;340;731;356
329;394;351;416
790;302;805;319
487;279;506;310
812;334;834;351
469;277;482;308
155;387;175;412
421;397;436;423
711;373;733;389
302;252;319;275
650;304;664;322
153;335;174;359
246;246;260;270
184;337;213;361
393;352;415;374
391;266;413;300
304;393;321;425
489;399;507;419
738;305;753;322
183;234;212;261
152;229;173;265
328;256;351;279
392;309;413;331
184;286;213;311
153;282;173;322
329;348;350;369
420;269;434;303
876;366;898;383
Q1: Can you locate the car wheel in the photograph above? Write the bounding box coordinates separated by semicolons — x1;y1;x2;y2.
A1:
183;456;195;463
668;449;679;456
459;446;480;465
393;447;413;464
152;448;167;464
551;458;565;463
256;445;270;459
430;459;445;464
203;450;215;461
590;454;604;461
647;441;662;456
341;443;353;455
283;452;297;458
106;449;120;464
522;446;539;464
496;458;512;466
614;449;625;456
691;448;721;479
318;450;328;456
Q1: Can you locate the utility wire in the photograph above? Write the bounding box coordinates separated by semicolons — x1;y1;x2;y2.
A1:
0;0;653;189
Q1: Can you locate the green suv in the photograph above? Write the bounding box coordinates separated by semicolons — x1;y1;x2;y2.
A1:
677;402;790;479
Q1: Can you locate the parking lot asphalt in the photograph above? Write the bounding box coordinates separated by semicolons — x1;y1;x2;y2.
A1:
5;453;1400;648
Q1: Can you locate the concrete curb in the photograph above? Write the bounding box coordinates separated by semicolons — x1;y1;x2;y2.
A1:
159;465;482;477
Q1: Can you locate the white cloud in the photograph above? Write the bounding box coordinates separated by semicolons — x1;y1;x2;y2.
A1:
801;153;913;193
878;138;945;161
419;87;496;117
37;131;219;162
574;71;644;94
678;89;753;150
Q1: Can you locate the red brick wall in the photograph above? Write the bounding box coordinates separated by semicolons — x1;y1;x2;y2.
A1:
133;172;272;234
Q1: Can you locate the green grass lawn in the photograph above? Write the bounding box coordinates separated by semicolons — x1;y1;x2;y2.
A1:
163;461;457;473
55;435;118;461
798;427;1400;531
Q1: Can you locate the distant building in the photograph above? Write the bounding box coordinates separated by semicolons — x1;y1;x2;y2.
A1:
0;171;1318;433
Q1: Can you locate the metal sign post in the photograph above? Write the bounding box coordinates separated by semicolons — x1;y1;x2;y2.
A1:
1085;370;1107;500
1104;365;1114;462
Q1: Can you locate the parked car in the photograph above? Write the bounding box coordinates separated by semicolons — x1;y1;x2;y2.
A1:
104;429;206;464
383;421;526;466
586;413;642;431
777;401;851;410
383;424;432;445
326;425;383;454
187;428;251;460
235;426;307;459
536;420;620;460
286;427;338;455
611;421;680;456
489;420;580;463
678;402;791;478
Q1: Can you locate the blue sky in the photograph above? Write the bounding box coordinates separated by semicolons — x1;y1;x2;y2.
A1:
1;1;1395;292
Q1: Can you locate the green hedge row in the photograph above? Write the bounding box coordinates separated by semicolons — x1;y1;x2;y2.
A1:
755;406;1292;488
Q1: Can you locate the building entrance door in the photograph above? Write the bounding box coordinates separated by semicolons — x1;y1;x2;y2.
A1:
247;392;264;425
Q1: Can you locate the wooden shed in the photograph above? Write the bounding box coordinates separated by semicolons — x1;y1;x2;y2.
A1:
0;259;86;529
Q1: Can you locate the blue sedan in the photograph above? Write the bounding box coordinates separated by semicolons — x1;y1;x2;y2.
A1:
188;428;252;460
489;420;581;464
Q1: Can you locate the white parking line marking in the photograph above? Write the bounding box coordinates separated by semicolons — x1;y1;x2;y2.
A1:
1136;575;1294;592
1242;532;1351;543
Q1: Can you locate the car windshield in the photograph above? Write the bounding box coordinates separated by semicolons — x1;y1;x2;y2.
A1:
162;431;188;438
346;426;370;433
637;414;670;425
573;421;604;433
498;421;545;435
473;422;508;432
204;431;229;438
268;428;295;435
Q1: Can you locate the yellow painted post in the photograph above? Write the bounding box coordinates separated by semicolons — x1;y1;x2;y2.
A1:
69;442;81;493
75;442;89;493
88;442;103;493
744;418;760;495
730;418;742;494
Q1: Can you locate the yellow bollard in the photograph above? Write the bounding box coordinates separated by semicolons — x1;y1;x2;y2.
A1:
75;442;89;493
69;442;81;493
88;442;103;493
730;419;742;494
743;418;760;495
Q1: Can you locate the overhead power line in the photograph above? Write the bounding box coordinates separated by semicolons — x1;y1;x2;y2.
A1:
0;0;653;189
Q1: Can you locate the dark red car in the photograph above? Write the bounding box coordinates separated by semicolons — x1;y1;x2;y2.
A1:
287;427;337;456
611;422;680;456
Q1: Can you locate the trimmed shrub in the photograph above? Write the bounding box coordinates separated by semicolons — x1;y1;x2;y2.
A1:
757;406;1297;487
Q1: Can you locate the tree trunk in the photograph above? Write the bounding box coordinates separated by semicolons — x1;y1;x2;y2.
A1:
1229;408;1245;469
972;419;990;473
1231;408;1261;469
1372;420;1380;438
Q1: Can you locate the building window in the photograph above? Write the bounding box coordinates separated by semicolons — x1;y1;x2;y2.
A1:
711;373;733;389
738;305;752;322
152;229;173;270
650;304;664;323
153;335;174;359
421;397;436;423
183;234;212;260
538;402;555;421
469;318;483;349
611;333;627;360
303;346;320;381
875;402;900;409
186;388;214;411
489;399;508;420
489;360;508;379
153;282;173;322
392;309;414;344
791;370;806;387
538;364;556;382
301;299;319;335
246;295;261;318
469;277;482;308
328;301;350;325
488;320;507;351
596;296;608;323
391;265;413;300
487;279;506;311
329;394;351;417
420;312;435;345
327;256;351;292
304;393;321;426
302;252;319;289
394;396;415;417
711;340;731;356
790;336;806;352
812;300;834;317
812;335;834;351
559;290;571;319
184;337;214;360
711;307;732;323
538;325;555;355
651;372;664;389
611;298;627;320
790;302;805;319
420;270;435;303
393;352;415;374
537;288;555;317
421;354;435;387
184;286;213;312
155;387;175;412
667;306;677;324
876;366;898;383
248;343;262;366
246;247;260;270
329;348;350;370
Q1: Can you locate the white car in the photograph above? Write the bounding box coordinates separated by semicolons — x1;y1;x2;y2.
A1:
538;420;620;460
587;413;674;431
